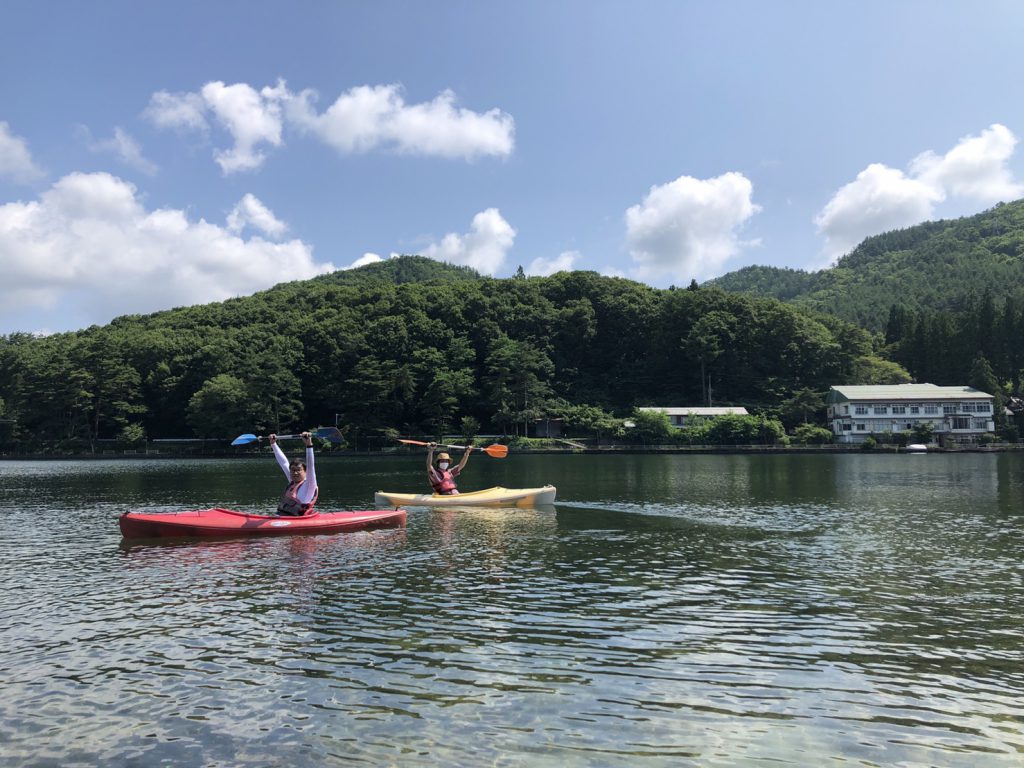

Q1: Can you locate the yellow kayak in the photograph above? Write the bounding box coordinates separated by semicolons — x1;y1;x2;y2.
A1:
374;485;556;508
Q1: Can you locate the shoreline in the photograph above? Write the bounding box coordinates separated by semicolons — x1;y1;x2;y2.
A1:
3;443;1020;460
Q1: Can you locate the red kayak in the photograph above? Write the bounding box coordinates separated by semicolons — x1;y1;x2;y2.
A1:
119;507;406;540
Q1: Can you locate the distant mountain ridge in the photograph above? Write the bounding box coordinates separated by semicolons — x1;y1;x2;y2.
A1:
708;200;1024;331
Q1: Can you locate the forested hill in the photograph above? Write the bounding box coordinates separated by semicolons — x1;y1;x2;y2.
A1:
312;255;482;287
708;199;1024;331
0;260;902;450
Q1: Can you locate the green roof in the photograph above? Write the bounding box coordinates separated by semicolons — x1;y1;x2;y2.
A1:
826;384;992;404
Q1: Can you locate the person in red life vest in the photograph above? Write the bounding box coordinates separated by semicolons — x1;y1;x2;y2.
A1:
426;442;471;495
269;431;319;516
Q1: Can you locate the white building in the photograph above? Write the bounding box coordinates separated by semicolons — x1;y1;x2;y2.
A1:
826;384;994;444
638;406;749;428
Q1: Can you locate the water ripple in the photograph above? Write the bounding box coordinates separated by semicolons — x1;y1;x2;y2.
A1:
2;456;1024;766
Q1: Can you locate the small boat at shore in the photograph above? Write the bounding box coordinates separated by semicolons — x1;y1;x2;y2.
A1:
374;485;557;508
905;444;928;453
119;508;407;540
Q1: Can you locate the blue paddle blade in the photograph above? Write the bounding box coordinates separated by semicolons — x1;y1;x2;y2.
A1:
314;427;344;443
231;433;259;446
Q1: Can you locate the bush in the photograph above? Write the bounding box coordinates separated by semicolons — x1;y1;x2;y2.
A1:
861;436;877;450
911;422;935;444
677;413;786;445
792;423;833;445
506;436;560;450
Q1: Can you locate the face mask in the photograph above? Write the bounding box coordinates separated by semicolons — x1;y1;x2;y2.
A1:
438;462;450;470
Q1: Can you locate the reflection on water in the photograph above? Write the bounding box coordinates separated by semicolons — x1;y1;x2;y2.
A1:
1;454;1023;766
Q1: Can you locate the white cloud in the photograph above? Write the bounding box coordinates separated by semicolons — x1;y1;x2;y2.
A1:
816;124;1024;262
814;164;941;262
421;208;516;274
0;121;44;183
201;81;285;174
86;127;157;175
288;84;514;159
910;123;1024;202
527;250;580;276
0;172;334;330
147;80;514;171
345;252;383;269
144;81;285;174
226;193;287;238
624;172;761;284
143;90;209;132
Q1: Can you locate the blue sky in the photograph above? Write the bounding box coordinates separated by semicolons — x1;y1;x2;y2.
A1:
2;1;1024;334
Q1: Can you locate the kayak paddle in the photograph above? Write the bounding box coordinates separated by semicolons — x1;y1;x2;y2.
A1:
397;438;509;458
231;426;344;446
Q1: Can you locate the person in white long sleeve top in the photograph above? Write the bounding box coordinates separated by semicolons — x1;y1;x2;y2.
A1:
269;431;318;516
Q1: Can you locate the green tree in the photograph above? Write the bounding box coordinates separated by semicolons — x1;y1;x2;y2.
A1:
969;353;1005;425
778;388;824;430
850;355;912;385
684;310;736;406
186;375;251;439
628;408;673;443
120;423;146;444
459;416;480;442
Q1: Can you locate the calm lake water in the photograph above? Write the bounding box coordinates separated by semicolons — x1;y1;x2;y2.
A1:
1;452;1023;767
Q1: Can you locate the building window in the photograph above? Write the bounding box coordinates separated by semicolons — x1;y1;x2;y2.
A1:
952;416;970;430
856;424;866;431
873;406;888;415
944;405;958;415
910;406;920;414
973;419;989;430
854;406;867;415
978;403;991;413
924;405;938;414
892;405;906;414
842;423;851;431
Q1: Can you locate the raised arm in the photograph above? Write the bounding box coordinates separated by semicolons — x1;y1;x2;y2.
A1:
455;445;472;472
297;432;317;504
270;434;290;479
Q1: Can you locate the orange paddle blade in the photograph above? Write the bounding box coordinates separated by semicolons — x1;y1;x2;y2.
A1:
396;438;507;458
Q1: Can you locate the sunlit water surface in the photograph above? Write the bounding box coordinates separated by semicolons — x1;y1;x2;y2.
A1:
1;453;1023;766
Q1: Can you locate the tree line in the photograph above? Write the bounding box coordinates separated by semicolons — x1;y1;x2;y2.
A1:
884;290;1024;424
0;258;896;452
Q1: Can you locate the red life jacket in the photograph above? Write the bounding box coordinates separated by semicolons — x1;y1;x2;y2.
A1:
278;481;318;516
430;467;458;494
